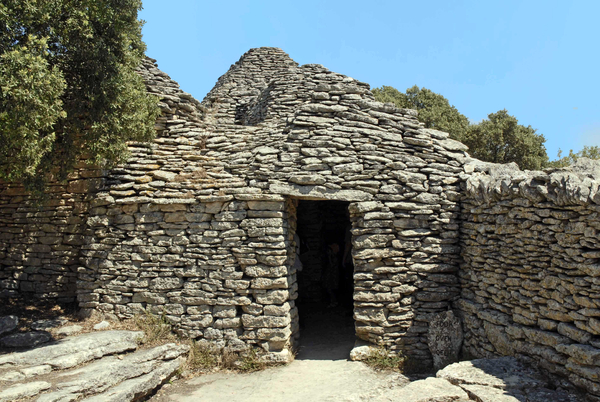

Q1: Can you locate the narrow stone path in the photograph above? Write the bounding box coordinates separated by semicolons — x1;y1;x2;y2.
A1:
150;306;586;402
0;311;588;402
151;305;410;402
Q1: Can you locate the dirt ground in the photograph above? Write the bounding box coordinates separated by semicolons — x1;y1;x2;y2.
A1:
149;304;411;402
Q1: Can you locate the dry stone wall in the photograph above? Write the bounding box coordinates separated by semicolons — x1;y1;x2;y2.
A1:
0;166;103;302
8;47;600;392
458;158;600;399
78;48;467;366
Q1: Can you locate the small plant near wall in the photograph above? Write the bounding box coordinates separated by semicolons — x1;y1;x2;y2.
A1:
134;310;176;346
363;347;405;372
132;311;273;375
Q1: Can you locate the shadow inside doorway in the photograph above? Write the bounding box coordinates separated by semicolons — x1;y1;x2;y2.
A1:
295;303;355;361
294;199;356;361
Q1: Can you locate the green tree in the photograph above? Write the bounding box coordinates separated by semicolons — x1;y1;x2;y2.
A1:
373;85;549;170
0;0;159;192
372;85;469;142
548;145;600;168
463;110;548;170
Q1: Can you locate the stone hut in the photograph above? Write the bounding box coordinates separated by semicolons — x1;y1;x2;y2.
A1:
1;48;468;367
4;47;600;396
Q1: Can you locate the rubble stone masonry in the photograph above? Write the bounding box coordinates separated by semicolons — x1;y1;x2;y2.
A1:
2;47;600;396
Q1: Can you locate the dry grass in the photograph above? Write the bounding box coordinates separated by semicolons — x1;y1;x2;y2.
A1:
236;348;266;372
363;347;405;372
1;300;272;376
184;341;266;374
134;310;177;346
129;311;270;375
186;341;219;371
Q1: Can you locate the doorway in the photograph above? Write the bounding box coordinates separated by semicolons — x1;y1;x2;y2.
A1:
294;200;355;359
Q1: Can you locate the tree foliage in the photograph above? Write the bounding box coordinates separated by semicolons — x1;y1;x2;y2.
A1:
372;85;469;142
547;146;600;168
373;85;549;170
0;0;159;191
464;110;548;170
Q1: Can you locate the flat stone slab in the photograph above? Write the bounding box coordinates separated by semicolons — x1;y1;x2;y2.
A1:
384;377;470;402
460;383;581;402
82;358;183;402
93;321;110;330
0;315;18;335
436;357;548;390
427;310;462;370
0;331;52;348
0;330;143;369
55;325;83;336
31;318;68;331
436;357;586;402
38;343;189;401
0;381;51;402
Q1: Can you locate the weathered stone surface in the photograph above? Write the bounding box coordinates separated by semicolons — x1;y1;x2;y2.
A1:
427;310;462;370
0;330;143;369
32;318;68;331
55;325;83;336
386;377;469;402
436;357;547;390
7;47;600;397
0;381;51;402
0;331;52;348
82;357;183;402
93;321;110;330
0;316;18;335
460;383;581;402
0;364;52;382
459;384;524;402
38;343;188;401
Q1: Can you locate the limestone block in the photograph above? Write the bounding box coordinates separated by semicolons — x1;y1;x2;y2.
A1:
427;310;463;370
257;326;291;341
151;170;177;181
353;233;395;248
0;316;18;335
0;381;51;402
251;277;289;289
386;377;469;402
1;331;52;348
241;314;291;328
244;265;288;278
254;290;289;304
556;343;600;366
150;277;183;290
213;305;236;318
557;323;592;344
132;292;168;304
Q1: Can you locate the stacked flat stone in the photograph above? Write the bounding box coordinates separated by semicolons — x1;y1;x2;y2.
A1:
76;47;467;367
3;46;600;395
458;157;600;399
0;166;103;302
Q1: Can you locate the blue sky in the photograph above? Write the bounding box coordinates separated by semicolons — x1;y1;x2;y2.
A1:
139;0;599;160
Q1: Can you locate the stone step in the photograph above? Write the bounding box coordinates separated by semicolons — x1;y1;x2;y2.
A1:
37;343;189;401
0;336;188;402
0;330;144;382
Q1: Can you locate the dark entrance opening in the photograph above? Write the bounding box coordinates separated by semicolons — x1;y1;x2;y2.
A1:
294;200;355;359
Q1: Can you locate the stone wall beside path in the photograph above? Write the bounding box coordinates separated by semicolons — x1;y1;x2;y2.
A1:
457;157;600;399
5;47;600;398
